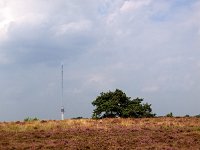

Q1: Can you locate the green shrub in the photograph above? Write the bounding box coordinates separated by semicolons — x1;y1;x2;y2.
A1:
24;117;39;122
166;112;173;117
195;114;200;118
72;117;83;119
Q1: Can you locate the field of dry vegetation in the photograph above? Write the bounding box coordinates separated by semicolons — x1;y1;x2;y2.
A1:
0;117;200;149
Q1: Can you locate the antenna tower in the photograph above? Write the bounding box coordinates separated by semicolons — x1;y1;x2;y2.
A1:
61;64;64;120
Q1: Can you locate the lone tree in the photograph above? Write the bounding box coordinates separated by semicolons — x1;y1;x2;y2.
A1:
92;89;155;118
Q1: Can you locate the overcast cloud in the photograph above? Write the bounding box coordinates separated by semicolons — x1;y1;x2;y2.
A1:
0;0;200;121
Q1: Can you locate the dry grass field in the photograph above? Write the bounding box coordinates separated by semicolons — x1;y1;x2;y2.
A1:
1;117;200;149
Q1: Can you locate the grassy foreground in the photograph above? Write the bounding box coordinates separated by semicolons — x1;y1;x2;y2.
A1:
0;117;200;150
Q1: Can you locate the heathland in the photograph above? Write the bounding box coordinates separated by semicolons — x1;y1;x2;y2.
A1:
1;117;200;149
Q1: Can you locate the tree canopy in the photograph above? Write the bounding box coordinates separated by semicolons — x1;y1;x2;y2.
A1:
92;89;155;118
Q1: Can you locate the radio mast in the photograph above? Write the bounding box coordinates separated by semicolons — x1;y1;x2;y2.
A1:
61;64;64;120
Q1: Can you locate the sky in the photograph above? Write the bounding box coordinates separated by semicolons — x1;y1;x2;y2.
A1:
0;0;200;121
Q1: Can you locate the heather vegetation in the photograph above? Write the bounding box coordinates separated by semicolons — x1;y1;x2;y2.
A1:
1;118;200;149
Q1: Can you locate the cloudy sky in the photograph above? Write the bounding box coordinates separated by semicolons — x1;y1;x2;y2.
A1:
0;0;200;121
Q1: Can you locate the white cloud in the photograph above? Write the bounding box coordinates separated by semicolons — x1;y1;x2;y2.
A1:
1;0;200;120
0;53;10;64
120;0;151;13
0;7;14;40
86;73;115;89
55;20;92;36
142;85;159;93
159;56;183;65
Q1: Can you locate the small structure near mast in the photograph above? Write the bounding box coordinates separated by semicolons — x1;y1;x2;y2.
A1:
61;64;65;120
61;106;64;120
